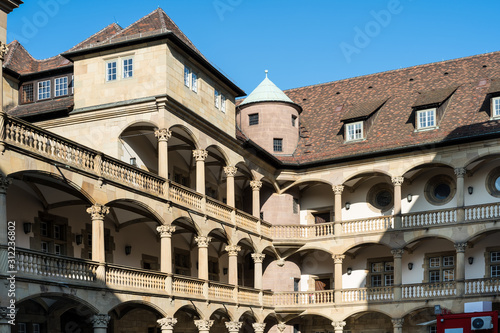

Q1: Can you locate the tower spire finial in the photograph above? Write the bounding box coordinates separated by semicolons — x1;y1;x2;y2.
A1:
265;69;268;78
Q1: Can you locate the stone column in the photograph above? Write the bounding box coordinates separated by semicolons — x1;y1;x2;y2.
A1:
90;314;110;333
155;128;172;179
225;245;241;285
455;242;467;296
1;307;13;333
223;166;238;207
225;321;243;333
195;236;212;280
391;318;404;333
0;176;12;271
250;180;262;218
195;320;214;333
158;317;177;333
193;149;208;195
86;204;109;263
391;248;404;301
252;323;266;333
333;185;344;236
333;254;344;302
331;321;346;333
157;225;176;273
391;176;404;229
251;253;265;289
455;167;466;223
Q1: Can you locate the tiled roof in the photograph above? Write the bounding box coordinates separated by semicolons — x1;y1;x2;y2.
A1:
273;51;500;165
7;96;73;118
341;98;388;121
68;23;122;52
240;76;294;106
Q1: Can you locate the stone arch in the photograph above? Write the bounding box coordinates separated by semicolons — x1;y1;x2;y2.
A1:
108;299;167;318
342;169;393;184
104;198;165;229
341;309;395;327
119;121;161;173
403;234;456;248
17;292;100;315
279;178;333;194
169;124;200;149
401;161;456;179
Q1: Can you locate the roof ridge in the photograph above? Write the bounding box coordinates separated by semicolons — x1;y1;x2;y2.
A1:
284;50;500;94
158;9;200;53
4;40;21;67
109;8;164;40
68;22;122;51
157;8;167;30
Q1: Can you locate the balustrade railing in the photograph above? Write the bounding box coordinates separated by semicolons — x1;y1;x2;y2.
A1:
341;287;393;302
238;287;260;304
272;223;335;239
169;182;203;210
208;281;234;301
402;281;456;299
172;276;204;297
465;278;500;295
206;197;232;222
273;290;335;306
465;203;500;221
402;208;456;227
342;216;393;234
235;211;259;232
106;264;167;291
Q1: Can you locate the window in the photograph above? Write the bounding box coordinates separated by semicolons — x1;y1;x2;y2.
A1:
174;248;191;275
123;58;133;78
54;77;68;97
41;241;48;253
346;121;363;141
416;108;436;129
33;324;40;333
184;66;198;93
106;61;117;81
292;115;297;127
191;72;198;93
184;66;191;87
488;250;500;278
293;198;299;214
426;253;455;282
486;167;500;198
424;175;456;205
221;94;226;113
53;225;61;239
273;138;283;152
18;324;26;333
429;326;437;333
214;89;220;108
38;80;51;100
54;244;62;255
367;183;393;212
249;113;259;125
369;260;394;287
40;222;48;237
493;97;500;117
21;84;34;103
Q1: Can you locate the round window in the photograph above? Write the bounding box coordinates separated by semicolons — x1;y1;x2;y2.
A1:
424;175;456;205
486;167;500;198
367;184;394;212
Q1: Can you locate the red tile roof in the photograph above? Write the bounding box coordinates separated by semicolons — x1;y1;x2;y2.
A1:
67;23;122;52
7;96;73;118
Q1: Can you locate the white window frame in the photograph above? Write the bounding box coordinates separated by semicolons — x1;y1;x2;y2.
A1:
492;97;500;118
221;94;226;113
38;80;51;100
33;323;40;333
122;57;133;79
345;121;363;141
214;89;220;109
54;76;68;97
191;72;198;93
106;60;117;81
184;66;191;87
18;324;26;333
416;108;437;130
184;65;198;93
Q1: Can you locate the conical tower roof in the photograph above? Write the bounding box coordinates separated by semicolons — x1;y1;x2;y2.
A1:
240;71;294;106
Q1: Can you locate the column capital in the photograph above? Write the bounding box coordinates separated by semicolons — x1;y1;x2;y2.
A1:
195;236;212;248
333;254;345;264
277;324;287;333
391;318;404;328
193;149;208;161
250;180;262;191
155;128;172;142
332;185;344;195
194;320;214;331
0;42;8;61
0;306;14;323
0;175;12;194
91;314;111;328
251;253;265;263
223;166;238;177
225;245;241;256
454;242;468;253
157;225;176;238
225;321;243;332
331;321;346;330
391;248;404;258
454;167;467;177
86;204;109;220
252;323;266;333
157;317;178;330
391;176;405;186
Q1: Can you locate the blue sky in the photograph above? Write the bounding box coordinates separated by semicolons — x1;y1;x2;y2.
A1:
7;1;500;94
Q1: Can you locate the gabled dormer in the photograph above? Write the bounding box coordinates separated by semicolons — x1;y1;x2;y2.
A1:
340;98;388;142
411;86;457;131
486;79;500;120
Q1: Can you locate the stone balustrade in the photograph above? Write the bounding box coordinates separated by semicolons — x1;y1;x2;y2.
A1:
342;216;393;234
341;287;394;303
402;281;457;299
402;208;457;227
273;290;335;306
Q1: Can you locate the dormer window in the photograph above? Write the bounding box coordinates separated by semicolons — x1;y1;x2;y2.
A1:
416;108;436;129
492;97;500;118
346;121;363;141
341;98;388;143
412;86;457;131
38;80;51;100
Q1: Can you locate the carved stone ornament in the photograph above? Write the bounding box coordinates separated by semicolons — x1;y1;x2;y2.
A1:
91;314;111;328
251;253;265;263
391;176;405;186
391;318;404;328
194;236;212;247
454;242;467;253
331;321;346;330
332;185;344;195
333;254;345;264
250;180;262;191
223;165;238;177
225;321;243;332
252;323;266;333
391;248;404;258
192;149;208;161
194;320;214;331
0;42;8;61
86;204;109;220
277;324;287;333
154;128;172;142
454;167;467;177
0;175;12;194
225;245;241;256
157;225;176;238
157;317;178;330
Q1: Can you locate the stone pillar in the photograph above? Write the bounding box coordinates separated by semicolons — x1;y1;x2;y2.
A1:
158;317;177;333
193;149;208;195
391;318;404;333
331;321;346;333
333;185;344;236
157;225;176;273
252;323;266;333
155;128;172;179
195;320;214;333
251;253;265;289
0;176;11;246
250;180;262;218
0;307;13;333
225;321;243;333
195;236;212;280
90;314;110;333
455;242;467;296
225;245;241;285
391;248;404;301
333;254;344;302
455;167;466;223
223;166;238;207
391;176;404;229
86;204;109;263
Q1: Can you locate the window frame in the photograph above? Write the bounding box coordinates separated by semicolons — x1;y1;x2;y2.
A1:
416;108;437;130
345;121;363;141
273;138;283;152
424;252;455;283
221;94;226;113
122;57;134;79
21;83;34;104
486;247;500;278
292;115;297;127
37;80;51;100
367;258;394;287
106;60;118;81
54;76;68;97
249;113;259;126
492;96;500;118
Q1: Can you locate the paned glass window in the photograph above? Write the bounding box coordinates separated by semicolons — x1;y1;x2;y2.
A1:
107;61;117;81
123;58;133;78
346;121;363;141
55;77;68;97
22;84;34;103
417;108;436;129
38;80;51;100
273;138;283;152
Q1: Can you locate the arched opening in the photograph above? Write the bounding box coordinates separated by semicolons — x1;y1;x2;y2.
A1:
119;122;158;173
110;301;164;333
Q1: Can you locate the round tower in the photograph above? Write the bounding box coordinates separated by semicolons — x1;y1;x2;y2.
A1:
237;71;302;155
